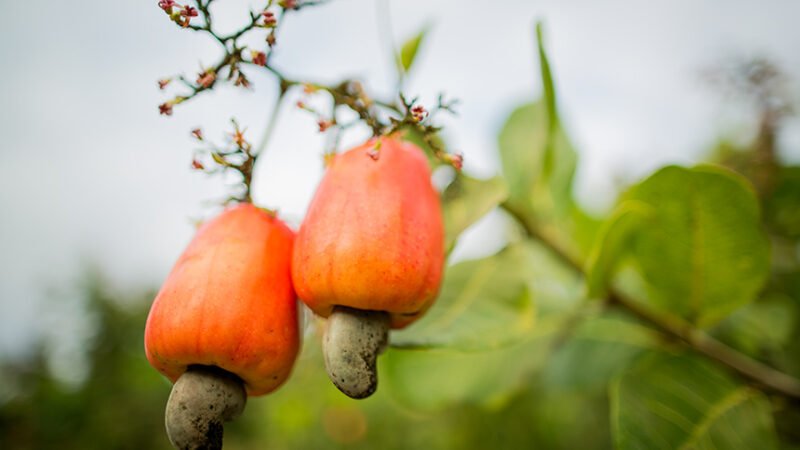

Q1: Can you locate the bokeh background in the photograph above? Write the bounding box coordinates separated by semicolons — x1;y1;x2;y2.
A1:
2;0;800;448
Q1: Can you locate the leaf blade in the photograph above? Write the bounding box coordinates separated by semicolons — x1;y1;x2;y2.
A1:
441;173;508;252
391;243;536;351
399;25;429;73
611;353;778;450
623;165;770;327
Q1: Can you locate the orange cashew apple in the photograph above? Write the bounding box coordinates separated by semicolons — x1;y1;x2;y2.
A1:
145;203;298;449
292;136;445;398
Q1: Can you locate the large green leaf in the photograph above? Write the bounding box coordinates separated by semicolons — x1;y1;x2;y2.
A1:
611;353;778;450
625;165;770;327
441;173;508;252
497;101;577;221
391;243;536;351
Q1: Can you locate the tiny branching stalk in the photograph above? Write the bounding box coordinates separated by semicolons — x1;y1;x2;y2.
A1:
156;0;461;204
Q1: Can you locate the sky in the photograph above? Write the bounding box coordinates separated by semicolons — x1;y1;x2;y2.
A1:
1;0;799;362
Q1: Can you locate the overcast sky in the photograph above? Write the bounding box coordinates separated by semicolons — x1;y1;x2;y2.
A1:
1;0;799;362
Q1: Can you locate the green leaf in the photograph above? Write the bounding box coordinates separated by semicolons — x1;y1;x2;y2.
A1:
383;308;573;412
441;173;508;252
383;239;585;410
381;335;545;412
586;202;653;298
541;312;663;392
536;22;557;132
712;294;798;358
391;243;536;351
497;101;577;221
399;25;429;74
763;166;800;239
536;21;558;179
624;165;770;327
611;353;778;450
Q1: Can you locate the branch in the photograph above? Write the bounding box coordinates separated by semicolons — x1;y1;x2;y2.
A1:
500;200;800;400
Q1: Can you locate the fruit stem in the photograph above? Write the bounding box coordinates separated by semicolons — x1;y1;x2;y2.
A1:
165;365;247;450
323;306;391;399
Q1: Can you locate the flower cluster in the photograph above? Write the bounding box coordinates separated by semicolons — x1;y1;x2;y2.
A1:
410;105;428;123
155;0;463;202
159;0;199;28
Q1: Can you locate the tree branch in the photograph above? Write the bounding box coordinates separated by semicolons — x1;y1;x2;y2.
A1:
501;200;800;400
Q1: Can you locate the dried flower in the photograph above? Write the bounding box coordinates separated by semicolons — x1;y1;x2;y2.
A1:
317;119;333;132
234;73;251;88
230;123;249;149
158;0;176;12
181;5;198;17
158;78;171;90
159;102;173;116
191;128;203;140
180;5;198;27
266;31;276;47
191;159;204;170
279;0;297;10
196;69;216;88
251;51;267;67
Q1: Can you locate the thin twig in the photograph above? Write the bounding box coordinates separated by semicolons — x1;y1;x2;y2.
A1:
254;88;287;156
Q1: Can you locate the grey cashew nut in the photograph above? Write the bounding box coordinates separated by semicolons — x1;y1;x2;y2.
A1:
165;365;247;450
322;305;391;399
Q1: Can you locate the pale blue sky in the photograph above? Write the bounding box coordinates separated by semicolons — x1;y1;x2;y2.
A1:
1;0;799;364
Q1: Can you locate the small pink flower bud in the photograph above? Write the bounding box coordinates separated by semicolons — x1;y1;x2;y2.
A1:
181;5;198;17
158;0;176;12
230;127;248;149
251;51;267;66
159;102;173;116
260;10;277;27
411;105;428;123
191;128;203;140
180;5;198;28
279;0;297;10
448;153;463;170
158;78;171;90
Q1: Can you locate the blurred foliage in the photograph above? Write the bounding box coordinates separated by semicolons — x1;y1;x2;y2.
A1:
3;22;800;450
0;277;171;449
